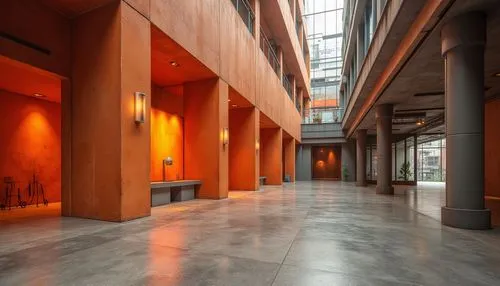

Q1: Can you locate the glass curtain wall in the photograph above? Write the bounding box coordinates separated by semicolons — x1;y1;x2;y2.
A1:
417;138;446;182
303;0;344;124
366;135;417;184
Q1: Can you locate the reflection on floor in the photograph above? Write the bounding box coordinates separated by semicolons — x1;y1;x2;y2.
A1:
1;181;500;285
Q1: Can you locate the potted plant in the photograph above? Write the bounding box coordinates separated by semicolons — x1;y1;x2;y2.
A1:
398;161;413;181
342;164;350;181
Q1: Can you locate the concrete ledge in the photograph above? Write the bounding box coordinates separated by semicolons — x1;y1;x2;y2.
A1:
151;180;201;207
376;185;394;195
441;206;491;230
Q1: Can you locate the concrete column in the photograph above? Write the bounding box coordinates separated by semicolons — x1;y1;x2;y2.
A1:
342;140;356;182
277;46;284;82
184;78;229;199
229;107;259;191
71;2;151;221
375;104;393;195
260;128;283;185
283;137;296;182
441;12;490;230
356;129;367;186
296;144;312;180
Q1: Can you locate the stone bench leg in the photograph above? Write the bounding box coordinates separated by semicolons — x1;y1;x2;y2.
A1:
171;185;195;202
151;187;171;207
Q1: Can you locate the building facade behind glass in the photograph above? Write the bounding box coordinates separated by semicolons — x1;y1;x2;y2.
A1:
303;0;344;124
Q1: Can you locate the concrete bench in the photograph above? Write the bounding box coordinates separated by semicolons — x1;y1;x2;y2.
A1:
259;176;267;185
151;180;201;207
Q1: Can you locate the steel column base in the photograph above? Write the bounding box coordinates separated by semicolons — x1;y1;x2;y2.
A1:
376;185;394;195
441;206;491;230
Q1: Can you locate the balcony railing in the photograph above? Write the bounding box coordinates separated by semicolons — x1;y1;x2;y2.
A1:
282;75;293;99
231;0;255;35
303;107;344;124
260;28;281;76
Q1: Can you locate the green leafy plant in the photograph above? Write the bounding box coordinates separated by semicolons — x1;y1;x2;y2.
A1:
312;113;322;123
398;161;413;181
342;164;350;181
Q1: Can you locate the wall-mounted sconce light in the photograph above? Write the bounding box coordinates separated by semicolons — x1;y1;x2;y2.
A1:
416;118;425;126
256;138;260;152
223;127;229;146
134;92;146;123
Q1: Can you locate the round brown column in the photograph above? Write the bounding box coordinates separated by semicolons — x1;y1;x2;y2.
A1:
441;12;490;230
356;129;367;186
376;104;393;195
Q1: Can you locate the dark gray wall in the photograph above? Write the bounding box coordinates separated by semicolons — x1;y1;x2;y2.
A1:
341;140;356;182
296;144;312;181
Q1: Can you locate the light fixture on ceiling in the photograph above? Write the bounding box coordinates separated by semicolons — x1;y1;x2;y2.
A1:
228;99;231;102
232;104;238;108
416;118;425;126
33;93;45;98
494;72;500;77
169;61;179;67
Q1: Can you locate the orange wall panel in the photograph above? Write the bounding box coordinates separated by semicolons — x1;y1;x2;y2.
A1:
486;98;500;198
260;128;282;185
71;2;122;221
0;91;61;204
0;0;71;77
184;78;229;199
150;86;184;181
71;2;151;221
219;0;256;105
120;2;151;221
312;146;341;180
124;0;150;18
229;107;259;191
150;0;220;74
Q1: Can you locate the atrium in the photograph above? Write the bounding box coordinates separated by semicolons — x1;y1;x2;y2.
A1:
0;0;499;285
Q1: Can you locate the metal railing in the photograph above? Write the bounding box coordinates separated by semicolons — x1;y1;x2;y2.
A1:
230;0;255;35
282;75;293;99
260;28;281;76
302;107;344;124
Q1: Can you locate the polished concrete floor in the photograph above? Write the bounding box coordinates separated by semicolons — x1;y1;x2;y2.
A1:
1;181;500;285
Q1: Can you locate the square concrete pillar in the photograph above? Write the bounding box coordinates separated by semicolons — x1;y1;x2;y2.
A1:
184;78;229;199
70;2;151;221
229;107;260;191
283;137;296;182
260;128;283;185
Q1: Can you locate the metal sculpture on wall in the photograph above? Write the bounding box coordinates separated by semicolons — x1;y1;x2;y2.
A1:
27;173;48;207
0;172;48;211
0;176;27;210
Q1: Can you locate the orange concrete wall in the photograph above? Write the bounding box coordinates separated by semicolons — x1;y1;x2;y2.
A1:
0;0;71;78
184;78;229;199
260;128;283;185
284;138;296;182
71;1;151;221
119;1;151;221
276;0;310;92
229;107;259;191
485;98;500;198
150;0;301;142
150;85;184;181
0;90;61;204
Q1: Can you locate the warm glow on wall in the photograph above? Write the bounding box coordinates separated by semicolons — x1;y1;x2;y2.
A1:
256;138;260;152
316;160;325;168
223;127;229;146
135;92;146;123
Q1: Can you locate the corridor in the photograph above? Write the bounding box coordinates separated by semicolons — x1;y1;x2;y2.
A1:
1;181;500;285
